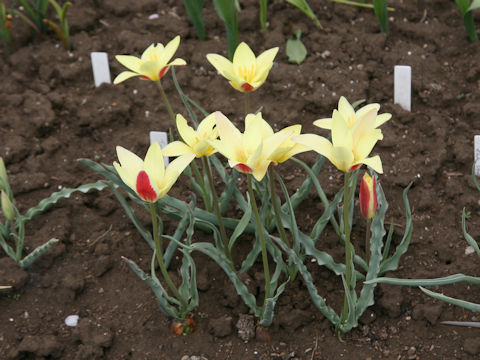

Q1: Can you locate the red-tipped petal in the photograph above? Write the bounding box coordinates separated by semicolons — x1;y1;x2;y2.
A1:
159;66;169;79
241;82;254;92
349;164;362;172
234;163;253;174
136;170;158;202
359;173;377;220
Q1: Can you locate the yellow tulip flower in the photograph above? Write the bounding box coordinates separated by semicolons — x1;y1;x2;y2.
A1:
210;112;293;181
113;143;194;202
114;36;186;84
162;114;218;158
206;42;279;93
314;96;391;130
293;106;384;173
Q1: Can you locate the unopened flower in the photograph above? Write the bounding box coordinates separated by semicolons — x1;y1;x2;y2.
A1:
113;143;194;202
0;157;7;190
1;190;14;221
206;42;278;92
162;114;218;158
314;96;391;130
293;105;384;173
359;173;377;220
114;36;186;84
209;112;293;181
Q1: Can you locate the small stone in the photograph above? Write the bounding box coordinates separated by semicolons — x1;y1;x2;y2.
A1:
407;346;416;357
65;315;80;327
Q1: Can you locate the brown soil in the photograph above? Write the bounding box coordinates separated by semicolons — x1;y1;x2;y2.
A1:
1;0;480;359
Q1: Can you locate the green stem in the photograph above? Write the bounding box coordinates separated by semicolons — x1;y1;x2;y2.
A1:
463;11;478;42
156;81;176;126
247;174;271;305
365;219;371;264
202;156;233;267
244;92;250;116
150;203;187;310
268;168;290;248
191;160;212;212
340;172;354;325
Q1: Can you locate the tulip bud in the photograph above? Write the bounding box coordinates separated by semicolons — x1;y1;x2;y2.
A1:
359;173;377;220
1;190;15;221
0;157;7;190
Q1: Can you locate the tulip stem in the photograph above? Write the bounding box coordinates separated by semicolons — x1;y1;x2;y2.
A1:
202;156;233;268
247;174;271;308
340;171;355;328
244;92;250;116
365;219;371;264
268;168;290;248
150;203;187;311
156;81;176;126
191;160;212;213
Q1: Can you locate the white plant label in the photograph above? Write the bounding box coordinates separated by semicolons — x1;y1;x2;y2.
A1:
394;65;411;112
90;52;111;87
150;131;169;165
475;135;480;176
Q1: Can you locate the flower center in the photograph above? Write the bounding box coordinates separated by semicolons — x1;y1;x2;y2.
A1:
237;64;255;83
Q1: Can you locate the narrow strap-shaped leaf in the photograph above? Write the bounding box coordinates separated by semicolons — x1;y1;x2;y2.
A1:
382;222;394;261
310;189;344;242
356;179;387;317
338;274;357;333
379;183;413;274
0;233;16;260
365;273;480;286
212;0;238;60
462;207;480;259
182;0;206;40
164;204;191;269
171;67;199;125
19;238;59;268
108;184;154;250
260;278;289;327
287;155;326;210
238;235;262;274
276;173;300;254
272;236;340;326
183;250;199;315
180;240;262;317
228;195;252;252
420;286;480;312
21;181;108;223
122;256;179;318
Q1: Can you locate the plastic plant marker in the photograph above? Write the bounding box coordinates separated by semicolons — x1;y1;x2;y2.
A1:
394;65;411;111
90;52;111;87
475;135;480;176
150;131;169;165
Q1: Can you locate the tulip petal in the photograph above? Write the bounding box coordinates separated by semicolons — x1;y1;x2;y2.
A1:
375;113;392;127
116;146;144;173
114;161;136;191
252;47;278;83
113;71;140;84
141;43;161;61
136;170;160;202
313;118;333;129
292;134;333;159
115;55;142;73
161;141;193;157
144;142;165;183
215;112;244;160
338;96;355;121
352;107;378;142
160;35;181;65
357;155;383;174
139;61;162;81
197;113;217;137
168;58;187;66
206;53;235;79
331;146;354;172
162;153;195;190
233;42;256;71
355;129;383;161
331;110;352;149
176;114;197;146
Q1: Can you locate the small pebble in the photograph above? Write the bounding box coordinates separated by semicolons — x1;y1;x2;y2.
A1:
65;315;79;327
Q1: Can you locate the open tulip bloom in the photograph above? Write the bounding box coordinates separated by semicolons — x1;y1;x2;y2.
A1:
162;114;218;158
114;142;194;203
314;96;391;131
113;36;186;84
210;112;295;181
206;42;278;93
293;105;385;174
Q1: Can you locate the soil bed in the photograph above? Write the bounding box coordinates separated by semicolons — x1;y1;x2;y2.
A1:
1;0;480;359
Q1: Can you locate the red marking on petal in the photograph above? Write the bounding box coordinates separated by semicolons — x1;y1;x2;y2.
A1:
159;66;169;79
136;170;158;202
241;83;254;92
359;175;377;219
348;164;362;172
141;75;151;80
234;163;253;174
